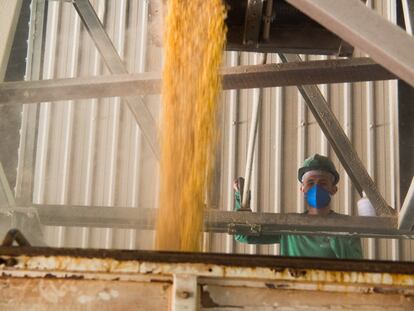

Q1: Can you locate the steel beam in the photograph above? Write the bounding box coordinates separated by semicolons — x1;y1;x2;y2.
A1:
286;0;414;87
26;204;414;239
0;58;396;105
279;54;395;217
73;0;160;159
402;0;414;35
398;178;414;230
243;0;265;45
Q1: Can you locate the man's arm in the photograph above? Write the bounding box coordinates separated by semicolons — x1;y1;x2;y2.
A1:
233;190;281;244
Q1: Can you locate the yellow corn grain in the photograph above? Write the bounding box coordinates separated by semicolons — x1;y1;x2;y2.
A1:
156;0;227;251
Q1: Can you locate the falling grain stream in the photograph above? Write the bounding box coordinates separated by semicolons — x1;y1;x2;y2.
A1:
156;0;227;251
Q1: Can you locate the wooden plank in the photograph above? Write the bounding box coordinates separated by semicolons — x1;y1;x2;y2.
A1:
0;58;396;105
0;0;23;80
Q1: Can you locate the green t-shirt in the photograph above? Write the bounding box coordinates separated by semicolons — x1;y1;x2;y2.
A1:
234;191;363;259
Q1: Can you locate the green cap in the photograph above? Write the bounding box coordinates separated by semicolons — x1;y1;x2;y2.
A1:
298;154;340;184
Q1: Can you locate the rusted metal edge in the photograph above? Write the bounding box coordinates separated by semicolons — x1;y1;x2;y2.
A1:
1;247;414;275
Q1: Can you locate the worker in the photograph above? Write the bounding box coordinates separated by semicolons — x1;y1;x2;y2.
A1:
234;154;363;259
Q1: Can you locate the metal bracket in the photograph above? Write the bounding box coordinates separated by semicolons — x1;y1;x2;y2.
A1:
228;223;262;236
244;0;265;45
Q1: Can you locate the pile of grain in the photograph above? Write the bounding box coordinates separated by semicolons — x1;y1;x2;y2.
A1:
156;0;227;251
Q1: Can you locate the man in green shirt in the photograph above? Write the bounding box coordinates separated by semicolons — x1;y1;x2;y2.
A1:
234;154;363;259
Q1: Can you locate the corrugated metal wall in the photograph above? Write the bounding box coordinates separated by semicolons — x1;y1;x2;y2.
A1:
20;0;412;260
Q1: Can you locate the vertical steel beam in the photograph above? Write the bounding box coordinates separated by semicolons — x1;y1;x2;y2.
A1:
73;0;160;159
279;54;395;217
398;178;414;230
244;0;265;45
286;0;414;88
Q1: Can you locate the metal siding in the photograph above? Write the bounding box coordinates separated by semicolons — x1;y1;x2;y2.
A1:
23;0;408;260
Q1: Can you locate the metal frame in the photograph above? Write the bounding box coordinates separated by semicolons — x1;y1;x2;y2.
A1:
286;0;414;87
0;58;395;105
2;0;412;240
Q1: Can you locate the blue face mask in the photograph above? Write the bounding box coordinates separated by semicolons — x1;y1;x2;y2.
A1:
305;184;331;209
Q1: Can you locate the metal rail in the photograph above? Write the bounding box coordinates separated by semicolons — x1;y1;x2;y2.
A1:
286;0;414;87
0;58;395;105
279;54;395;217
19;204;414;239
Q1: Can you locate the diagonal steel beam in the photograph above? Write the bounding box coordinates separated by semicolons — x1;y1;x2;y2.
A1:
0;58;396;105
279;54;395;217
402;0;414;35
73;0;160;159
398;178;414;230
286;0;414;88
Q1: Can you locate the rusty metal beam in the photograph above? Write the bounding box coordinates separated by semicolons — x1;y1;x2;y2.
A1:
286;0;414;87
2;246;414;274
0;58;395;105
72;0;160;159
1;247;414;310
279;53;395;217
25;204;414;239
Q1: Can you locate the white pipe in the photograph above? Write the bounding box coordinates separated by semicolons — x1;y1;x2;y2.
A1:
226;51;238;254
366;78;376;260
297;55;307;213
343;82;352;216
241;53;266;209
273;54;283;255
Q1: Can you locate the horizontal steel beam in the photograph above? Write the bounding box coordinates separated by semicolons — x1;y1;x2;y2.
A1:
0;58;395;105
398;178;414;230
286;0;414;87
27;204;414;239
